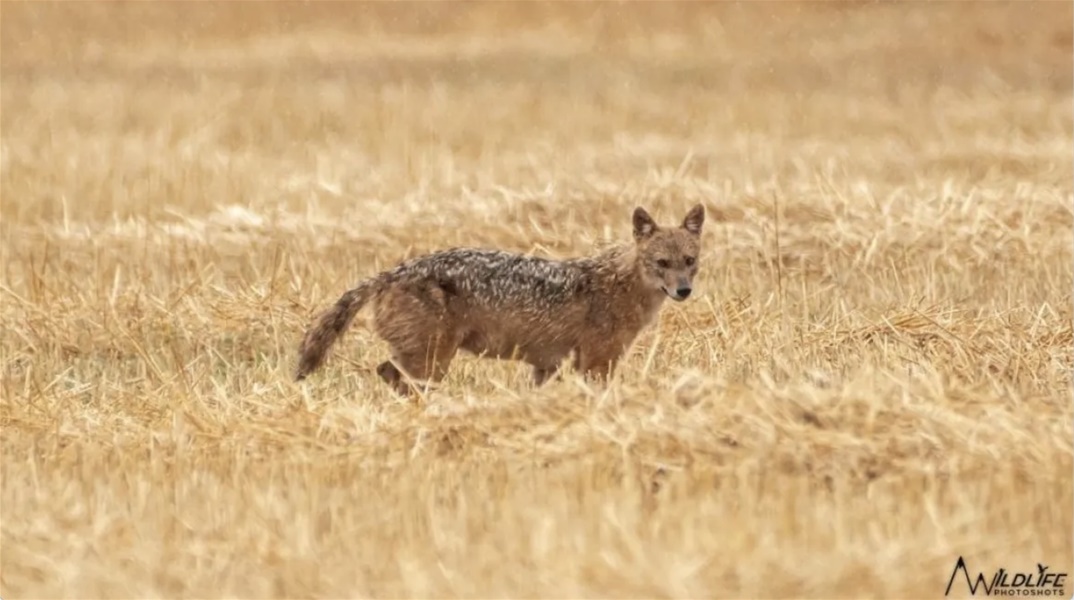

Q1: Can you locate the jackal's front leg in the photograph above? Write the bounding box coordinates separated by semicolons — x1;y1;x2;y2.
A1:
532;365;561;386
574;346;622;383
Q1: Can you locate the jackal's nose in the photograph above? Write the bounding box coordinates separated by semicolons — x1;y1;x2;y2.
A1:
676;287;692;299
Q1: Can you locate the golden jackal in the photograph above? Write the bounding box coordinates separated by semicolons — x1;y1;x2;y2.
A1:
294;204;705;395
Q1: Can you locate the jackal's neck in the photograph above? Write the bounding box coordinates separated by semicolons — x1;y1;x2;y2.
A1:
590;243;636;275
594;244;663;300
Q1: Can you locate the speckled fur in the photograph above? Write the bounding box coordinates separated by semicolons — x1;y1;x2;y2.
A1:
294;204;705;395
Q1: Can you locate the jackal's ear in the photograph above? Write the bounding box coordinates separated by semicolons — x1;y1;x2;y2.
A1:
682;203;705;235
633;207;657;241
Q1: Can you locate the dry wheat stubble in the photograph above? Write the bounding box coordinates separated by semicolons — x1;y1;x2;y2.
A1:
1;2;1072;599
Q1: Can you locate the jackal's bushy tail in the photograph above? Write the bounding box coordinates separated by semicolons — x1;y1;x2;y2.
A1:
294;278;382;381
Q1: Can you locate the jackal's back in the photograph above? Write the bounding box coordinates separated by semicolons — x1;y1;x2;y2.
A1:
388;247;591;312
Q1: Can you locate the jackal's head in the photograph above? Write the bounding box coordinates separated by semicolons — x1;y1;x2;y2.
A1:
632;204;705;302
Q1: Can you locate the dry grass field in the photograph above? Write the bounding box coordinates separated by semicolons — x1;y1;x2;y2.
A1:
2;2;1073;598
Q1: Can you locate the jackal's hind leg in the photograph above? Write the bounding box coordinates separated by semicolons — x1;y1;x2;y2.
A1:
377;323;461;397
371;284;460;396
384;346;458;396
376;360;411;396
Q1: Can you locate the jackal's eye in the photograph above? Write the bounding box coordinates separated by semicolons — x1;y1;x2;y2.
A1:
656;259;671;269
684;256;696;267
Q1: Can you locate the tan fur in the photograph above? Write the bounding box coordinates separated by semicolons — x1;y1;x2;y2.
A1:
294;204;705;395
